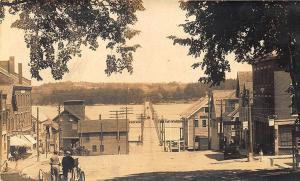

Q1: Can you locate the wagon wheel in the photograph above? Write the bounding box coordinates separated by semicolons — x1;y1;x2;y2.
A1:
38;169;44;181
70;169;76;181
78;171;85;181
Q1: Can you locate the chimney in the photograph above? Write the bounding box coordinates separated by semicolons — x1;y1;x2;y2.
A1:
18;63;22;84
8;56;15;73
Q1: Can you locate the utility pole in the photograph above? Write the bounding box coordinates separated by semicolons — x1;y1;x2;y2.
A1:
57;104;61;153
120;107;133;154
247;91;253;161
37;107;40;161
208;90;212;149
0;91;3;167
193;117;196;151
110;110;122;154
45;130;48;158
218;99;224;150
100;114;103;154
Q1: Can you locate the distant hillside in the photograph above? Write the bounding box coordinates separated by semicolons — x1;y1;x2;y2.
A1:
32;80;236;105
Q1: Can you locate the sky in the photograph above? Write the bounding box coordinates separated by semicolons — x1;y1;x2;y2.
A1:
0;0;251;86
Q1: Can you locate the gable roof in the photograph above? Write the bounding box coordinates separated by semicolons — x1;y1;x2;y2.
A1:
53;109;90;122
78;119;128;133
212;90;236;118
181;97;208;119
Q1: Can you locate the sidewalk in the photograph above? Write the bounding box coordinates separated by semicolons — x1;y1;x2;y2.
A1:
4;153;50;180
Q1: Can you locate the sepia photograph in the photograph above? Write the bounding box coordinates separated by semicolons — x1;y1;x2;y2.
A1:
0;0;300;180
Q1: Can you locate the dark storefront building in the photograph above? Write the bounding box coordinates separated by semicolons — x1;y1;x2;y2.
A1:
252;55;296;155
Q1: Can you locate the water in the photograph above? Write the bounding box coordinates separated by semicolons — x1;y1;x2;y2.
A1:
32;104;144;142
33;103;194;142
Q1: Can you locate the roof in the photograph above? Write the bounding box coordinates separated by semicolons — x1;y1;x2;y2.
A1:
237;71;253;98
212;90;237;118
252;53;278;64
78;119;129;133
32;110;49;122
181;97;208;119
10;135;35;147
53;109;90;121
64;100;85;105
0;66;31;86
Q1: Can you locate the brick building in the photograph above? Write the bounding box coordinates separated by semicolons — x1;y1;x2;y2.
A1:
0;56;32;161
252;55;296;155
181;97;209;150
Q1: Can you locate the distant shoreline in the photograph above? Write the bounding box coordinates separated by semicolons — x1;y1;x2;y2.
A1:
32;100;196;107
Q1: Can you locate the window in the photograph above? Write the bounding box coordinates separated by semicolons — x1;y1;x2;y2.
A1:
194;119;199;127
85;135;90;142
100;145;104;152
291;94;297;115
202;120;207;128
204;107;209;113
279;126;293;147
225;99;238;113
92;145;97;152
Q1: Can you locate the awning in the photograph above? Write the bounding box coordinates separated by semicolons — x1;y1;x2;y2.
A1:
23;135;37;145
10;136;31;148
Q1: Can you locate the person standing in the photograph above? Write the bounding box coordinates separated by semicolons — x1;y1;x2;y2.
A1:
50;151;60;181
62;151;75;181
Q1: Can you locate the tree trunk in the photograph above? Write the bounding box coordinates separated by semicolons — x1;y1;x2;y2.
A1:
289;34;300;122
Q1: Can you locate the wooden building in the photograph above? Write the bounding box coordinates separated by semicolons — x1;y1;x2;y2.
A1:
53;100;88;149
53;100;130;155
210;90;238;150
78;119;129;155
32;111;59;153
252;55;296;155
181;97;209;150
235;71;253;148
0;56;32;161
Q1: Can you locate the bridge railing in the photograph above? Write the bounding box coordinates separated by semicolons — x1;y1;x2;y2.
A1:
149;102;163;145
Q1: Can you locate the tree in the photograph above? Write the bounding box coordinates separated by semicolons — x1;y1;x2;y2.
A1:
0;0;144;80
169;1;300;119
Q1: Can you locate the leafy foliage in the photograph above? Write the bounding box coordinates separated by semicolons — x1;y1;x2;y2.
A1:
171;1;300;118
32;80;236;105
0;0;144;80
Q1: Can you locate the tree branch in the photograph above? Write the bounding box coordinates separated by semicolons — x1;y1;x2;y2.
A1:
0;0;30;6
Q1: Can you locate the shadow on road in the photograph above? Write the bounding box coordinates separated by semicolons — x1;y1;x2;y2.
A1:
205;152;224;161
1;173;36;181
105;169;300;181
